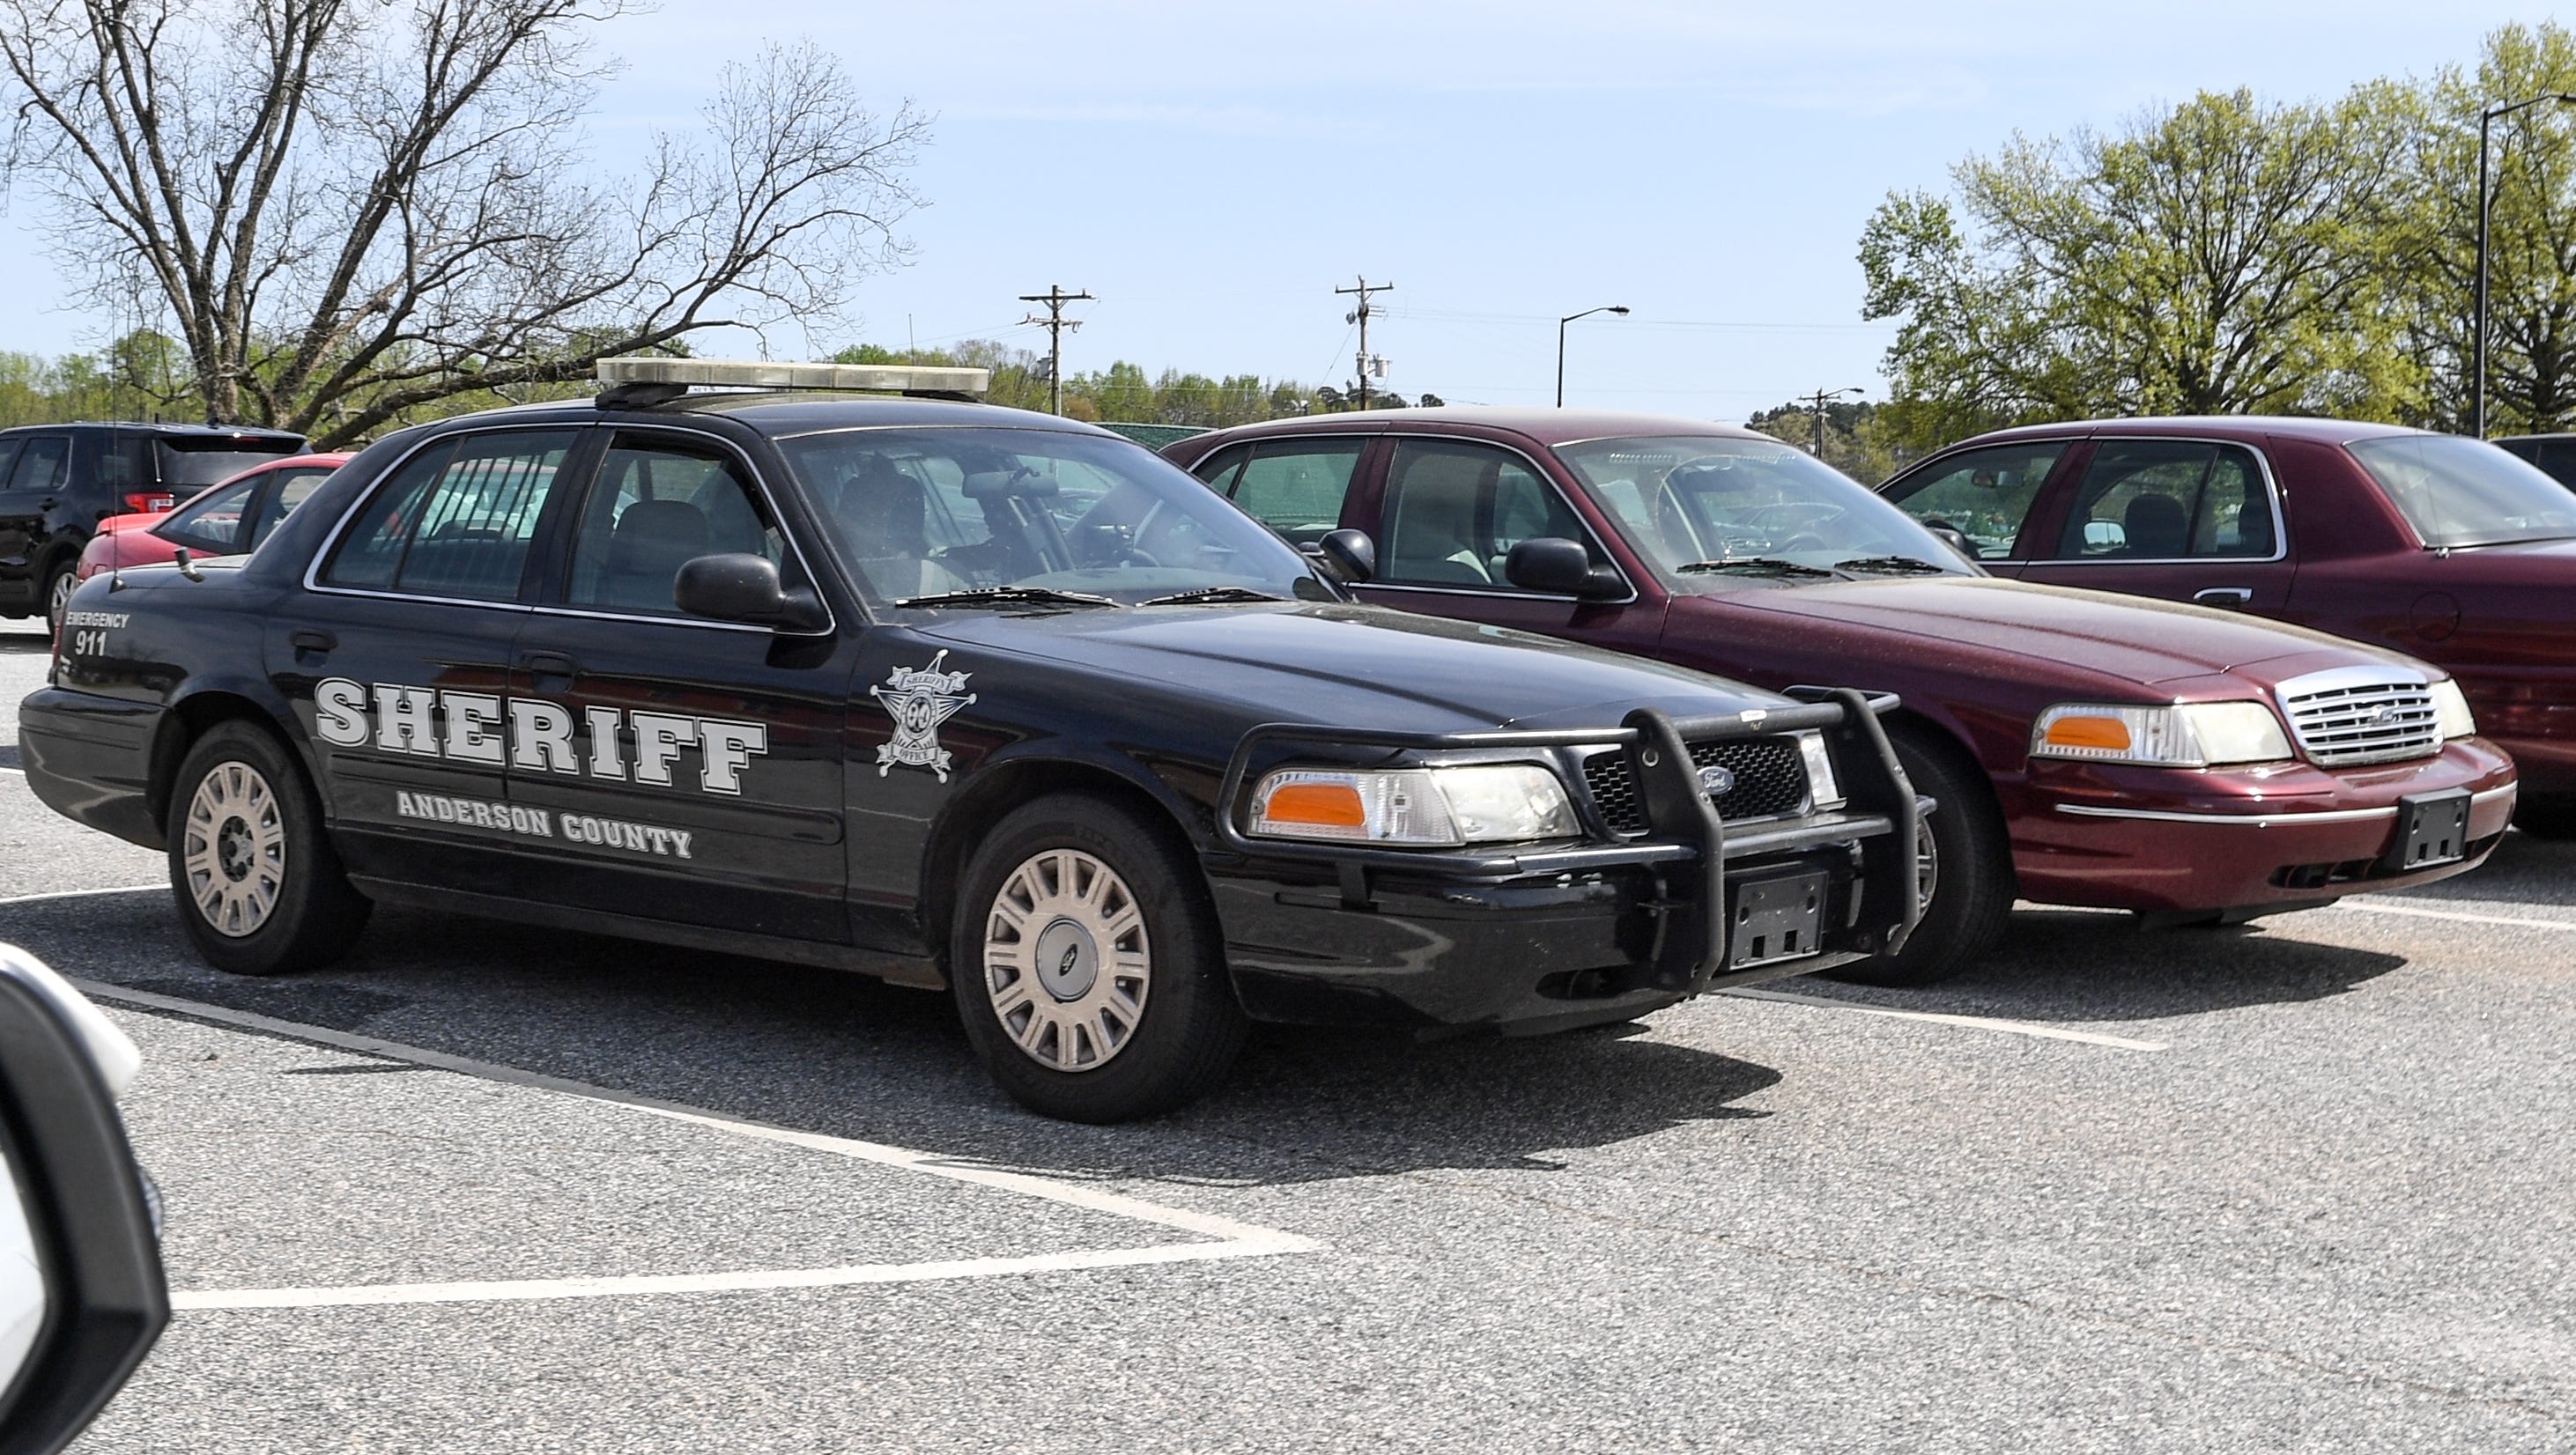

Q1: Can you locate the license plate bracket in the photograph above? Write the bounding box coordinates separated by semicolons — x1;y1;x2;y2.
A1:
1728;868;1828;969
2382;789;2473;874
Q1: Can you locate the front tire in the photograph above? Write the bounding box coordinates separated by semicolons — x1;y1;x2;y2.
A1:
951;793;1247;1122
167;721;372;975
2513;792;2576;840
1822;726;2011;988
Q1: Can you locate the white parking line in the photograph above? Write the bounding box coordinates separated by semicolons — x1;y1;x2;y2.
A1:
2326;901;2576;934
0;883;163;906
1718;986;2169;1052
72;981;1322;1311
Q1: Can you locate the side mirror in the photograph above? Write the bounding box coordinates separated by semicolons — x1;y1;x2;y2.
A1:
1505;537;1625;599
673;554;829;632
0;946;167;1454
2083;520;2127;552
1921;521;1979;562
1317;528;1376;584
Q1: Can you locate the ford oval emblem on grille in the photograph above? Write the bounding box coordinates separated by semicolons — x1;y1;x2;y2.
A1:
1698;764;1736;797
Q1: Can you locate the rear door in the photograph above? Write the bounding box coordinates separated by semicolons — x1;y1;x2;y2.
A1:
270;426;587;893
507;427;856;943
1351;436;1664;654
2015;438;2295;613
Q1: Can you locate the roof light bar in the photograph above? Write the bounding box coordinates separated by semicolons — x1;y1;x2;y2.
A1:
594;356;991;400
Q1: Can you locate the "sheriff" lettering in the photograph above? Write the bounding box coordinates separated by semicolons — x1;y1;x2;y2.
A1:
313;677;768;796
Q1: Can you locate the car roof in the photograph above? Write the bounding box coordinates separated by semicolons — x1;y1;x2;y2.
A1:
442;391;1127;440
1942;416;2427;449
0;420;307;442
1190;406;1773;449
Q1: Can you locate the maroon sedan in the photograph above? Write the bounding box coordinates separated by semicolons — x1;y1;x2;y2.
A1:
1875;418;2576;838
1165;411;2515;986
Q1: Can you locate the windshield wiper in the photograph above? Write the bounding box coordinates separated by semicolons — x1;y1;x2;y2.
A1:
1672;557;1839;579
1136;586;1289;606
891;586;1121;609
1832;555;1951;575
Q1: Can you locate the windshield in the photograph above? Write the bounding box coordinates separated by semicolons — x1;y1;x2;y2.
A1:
2348;434;2576;549
1553;434;1974;585
775;426;1325;605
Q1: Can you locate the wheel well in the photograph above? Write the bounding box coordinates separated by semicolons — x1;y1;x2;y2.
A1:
918;760;1197;967
152;692;294;827
1878;708;2016;885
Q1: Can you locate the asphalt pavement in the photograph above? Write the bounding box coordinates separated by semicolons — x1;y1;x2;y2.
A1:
3;627;2569;1454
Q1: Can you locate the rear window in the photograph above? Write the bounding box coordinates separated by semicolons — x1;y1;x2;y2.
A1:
156;436;302;488
2347;435;2576;548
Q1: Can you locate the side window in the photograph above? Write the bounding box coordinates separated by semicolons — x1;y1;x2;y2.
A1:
0;441;21;487
1883;443;2063;560
94;433;156;497
7;436;70;494
156;479;258;552
566;436;783;616
322;430;577;598
1229;441;1363;543
1188;444;1249;495
248;469;335;547
2052;441;2270;560
1379;439;1585;588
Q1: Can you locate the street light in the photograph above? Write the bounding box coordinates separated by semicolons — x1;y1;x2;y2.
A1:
2475;93;2576;439
1557;306;1630;407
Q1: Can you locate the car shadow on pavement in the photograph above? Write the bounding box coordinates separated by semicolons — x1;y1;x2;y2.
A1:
3;894;1783;1187
1776;905;2408;1026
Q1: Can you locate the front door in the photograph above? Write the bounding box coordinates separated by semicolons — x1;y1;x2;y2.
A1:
270;426;586;893
2015;438;2296;613
508;428;855;943
0;434;69;616
1353;436;1664;654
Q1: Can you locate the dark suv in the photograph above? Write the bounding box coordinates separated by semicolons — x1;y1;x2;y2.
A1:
0;422;306;634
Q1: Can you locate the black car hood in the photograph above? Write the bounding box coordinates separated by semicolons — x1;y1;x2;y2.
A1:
911;602;1779;735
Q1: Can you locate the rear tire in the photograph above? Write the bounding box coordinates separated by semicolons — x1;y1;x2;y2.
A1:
1822;726;2011;988
2513;792;2576;841
41;560;74;639
950;792;1247;1122
167;721;372;975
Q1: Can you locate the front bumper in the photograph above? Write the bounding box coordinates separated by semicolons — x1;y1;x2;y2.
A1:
1203;690;1922;1032
2009;739;2518;912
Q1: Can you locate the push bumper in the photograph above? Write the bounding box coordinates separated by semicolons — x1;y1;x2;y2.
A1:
2011;740;2518;913
17;686;174;850
1203;689;1922;1031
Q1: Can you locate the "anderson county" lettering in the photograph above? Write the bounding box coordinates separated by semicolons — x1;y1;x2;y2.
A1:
315;677;766;796
393;791;695;858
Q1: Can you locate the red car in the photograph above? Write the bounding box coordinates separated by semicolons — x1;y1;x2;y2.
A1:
75;453;350;582
1874;419;2576;838
1165;411;2515;986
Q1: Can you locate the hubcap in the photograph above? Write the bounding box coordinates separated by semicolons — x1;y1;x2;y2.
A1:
183;761;286;937
1915;820;1940;913
47;571;71;629
981;848;1151;1072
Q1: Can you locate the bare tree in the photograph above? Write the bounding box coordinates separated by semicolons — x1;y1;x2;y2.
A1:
1;0;925;446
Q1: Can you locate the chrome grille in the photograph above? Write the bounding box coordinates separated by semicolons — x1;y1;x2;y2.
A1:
1581;735;1810;835
2276;668;2441;767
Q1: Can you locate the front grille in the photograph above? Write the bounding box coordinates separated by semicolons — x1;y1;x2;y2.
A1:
1581;735;1810;835
2276;668;2442;767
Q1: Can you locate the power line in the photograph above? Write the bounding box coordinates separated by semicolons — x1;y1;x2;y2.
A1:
1335;276;1392;410
1017;284;1094;415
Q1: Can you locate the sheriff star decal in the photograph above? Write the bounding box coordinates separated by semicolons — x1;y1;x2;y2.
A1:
870;651;976;782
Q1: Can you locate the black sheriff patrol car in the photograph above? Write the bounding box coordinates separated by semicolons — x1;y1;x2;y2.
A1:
20;358;1923;1121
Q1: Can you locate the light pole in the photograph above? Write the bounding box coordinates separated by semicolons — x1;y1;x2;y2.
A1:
2475;93;2576;439
1556;306;1630;407
1802;387;1865;457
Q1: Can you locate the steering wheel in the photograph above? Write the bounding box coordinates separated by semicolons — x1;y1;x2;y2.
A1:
1116;545;1163;568
1776;532;1830;555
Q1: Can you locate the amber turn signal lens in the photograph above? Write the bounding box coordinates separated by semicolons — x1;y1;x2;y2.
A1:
2043;715;2132;751
1260;781;1366;827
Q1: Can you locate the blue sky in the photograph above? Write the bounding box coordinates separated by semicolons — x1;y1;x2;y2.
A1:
0;1;2552;420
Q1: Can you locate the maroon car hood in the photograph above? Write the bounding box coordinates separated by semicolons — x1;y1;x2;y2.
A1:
1706;576;2406;687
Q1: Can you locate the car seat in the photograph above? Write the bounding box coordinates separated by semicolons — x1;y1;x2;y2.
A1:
833;456;971;598
2121;492;2189;558
596;498;710;610
1385;454;1492;585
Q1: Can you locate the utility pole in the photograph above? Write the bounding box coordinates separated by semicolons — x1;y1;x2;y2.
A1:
1336;276;1392;410
1802;387;1864;458
1018;284;1094;415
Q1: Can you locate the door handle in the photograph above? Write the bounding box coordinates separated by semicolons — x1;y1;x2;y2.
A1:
2193;587;2253;608
40;497;57;511
522;651;581;681
288;629;336;655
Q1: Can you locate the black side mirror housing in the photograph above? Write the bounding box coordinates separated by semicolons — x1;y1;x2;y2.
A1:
673;553;830;632
1920;521;1979;563
1505;537;1625;599
1317;528;1376;584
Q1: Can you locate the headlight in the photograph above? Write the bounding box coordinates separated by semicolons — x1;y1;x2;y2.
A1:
1247;764;1579;846
2030;701;2293;768
2429;678;2476;740
1795;731;1845;809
